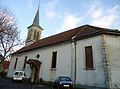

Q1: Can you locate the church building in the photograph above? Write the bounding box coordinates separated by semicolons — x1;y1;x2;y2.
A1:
7;6;120;89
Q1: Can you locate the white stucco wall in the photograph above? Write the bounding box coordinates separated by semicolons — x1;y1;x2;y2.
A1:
7;35;108;88
7;56;16;78
7;52;32;78
76;35;106;88
7;42;72;82
104;35;120;88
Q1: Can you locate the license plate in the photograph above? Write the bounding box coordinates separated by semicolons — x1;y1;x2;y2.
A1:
64;85;69;87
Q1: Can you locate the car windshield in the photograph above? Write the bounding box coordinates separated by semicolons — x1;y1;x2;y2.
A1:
19;72;23;76
60;77;71;81
14;72;19;75
14;71;23;76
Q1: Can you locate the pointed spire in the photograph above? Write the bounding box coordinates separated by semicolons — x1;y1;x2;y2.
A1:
33;4;39;26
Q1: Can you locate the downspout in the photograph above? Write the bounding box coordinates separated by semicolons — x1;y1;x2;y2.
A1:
71;36;77;88
101;34;112;89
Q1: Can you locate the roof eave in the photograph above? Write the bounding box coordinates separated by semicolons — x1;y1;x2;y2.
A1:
27;24;43;30
13;39;71;54
75;30;120;40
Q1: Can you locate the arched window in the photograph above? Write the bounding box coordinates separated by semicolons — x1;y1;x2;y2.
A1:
23;56;27;69
14;58;18;69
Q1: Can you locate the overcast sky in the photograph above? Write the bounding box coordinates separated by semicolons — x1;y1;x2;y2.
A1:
1;0;120;42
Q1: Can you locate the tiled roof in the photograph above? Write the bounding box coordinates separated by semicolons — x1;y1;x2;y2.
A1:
14;25;120;54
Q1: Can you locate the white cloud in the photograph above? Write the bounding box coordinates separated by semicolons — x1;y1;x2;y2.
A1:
89;5;120;28
91;8;102;19
44;0;58;19
56;13;80;33
91;15;116;28
46;10;55;19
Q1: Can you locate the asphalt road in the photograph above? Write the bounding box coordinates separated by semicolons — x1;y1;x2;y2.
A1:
0;77;54;89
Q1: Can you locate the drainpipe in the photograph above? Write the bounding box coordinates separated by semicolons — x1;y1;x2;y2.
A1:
101;34;112;89
71;36;77;88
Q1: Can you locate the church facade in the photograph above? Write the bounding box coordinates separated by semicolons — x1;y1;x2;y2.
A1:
7;7;120;89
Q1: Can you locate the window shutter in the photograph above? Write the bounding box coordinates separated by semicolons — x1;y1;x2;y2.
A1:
51;51;57;68
85;46;93;69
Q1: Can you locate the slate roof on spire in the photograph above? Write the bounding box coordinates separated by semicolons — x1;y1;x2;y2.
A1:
27;5;43;30
33;6;39;26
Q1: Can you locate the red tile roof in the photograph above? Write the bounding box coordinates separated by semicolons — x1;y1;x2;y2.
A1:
14;25;120;54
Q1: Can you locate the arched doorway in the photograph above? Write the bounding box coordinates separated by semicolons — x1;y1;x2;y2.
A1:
26;59;41;83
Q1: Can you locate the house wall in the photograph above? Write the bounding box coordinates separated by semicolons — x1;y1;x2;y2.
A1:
7;42;72;81
7;35;107;88
76;35;106;88
104;35;120;88
7;52;32;78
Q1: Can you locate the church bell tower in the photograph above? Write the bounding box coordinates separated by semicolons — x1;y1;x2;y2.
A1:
25;5;43;46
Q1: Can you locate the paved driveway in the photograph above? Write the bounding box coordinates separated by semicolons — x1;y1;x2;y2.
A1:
0;77;53;89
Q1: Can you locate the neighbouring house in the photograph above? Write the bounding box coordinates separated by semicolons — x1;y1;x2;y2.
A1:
0;53;10;73
0;53;4;72
2;60;10;72
7;6;120;89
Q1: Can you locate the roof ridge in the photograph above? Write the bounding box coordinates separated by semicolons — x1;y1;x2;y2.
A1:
38;25;90;41
73;25;87;39
37;26;80;41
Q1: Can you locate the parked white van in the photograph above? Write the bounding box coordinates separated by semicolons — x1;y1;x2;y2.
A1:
12;71;26;82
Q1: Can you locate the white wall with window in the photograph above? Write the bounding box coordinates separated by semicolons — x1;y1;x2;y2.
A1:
76;35;106;87
7;42;72;82
7;34;120;88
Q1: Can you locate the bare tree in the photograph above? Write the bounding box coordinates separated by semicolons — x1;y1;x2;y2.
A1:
0;7;20;59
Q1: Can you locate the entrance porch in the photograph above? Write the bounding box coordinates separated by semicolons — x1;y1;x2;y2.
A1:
26;59;41;83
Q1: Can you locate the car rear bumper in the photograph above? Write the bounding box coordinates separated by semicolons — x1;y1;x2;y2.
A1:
13;77;23;81
58;84;73;89
63;84;72;88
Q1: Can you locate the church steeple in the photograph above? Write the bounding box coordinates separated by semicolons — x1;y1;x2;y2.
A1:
25;4;43;46
33;6;39;25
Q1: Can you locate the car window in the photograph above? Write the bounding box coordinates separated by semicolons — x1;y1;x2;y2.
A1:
55;77;60;81
14;71;25;76
19;72;23;76
60;77;71;81
14;72;19;75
